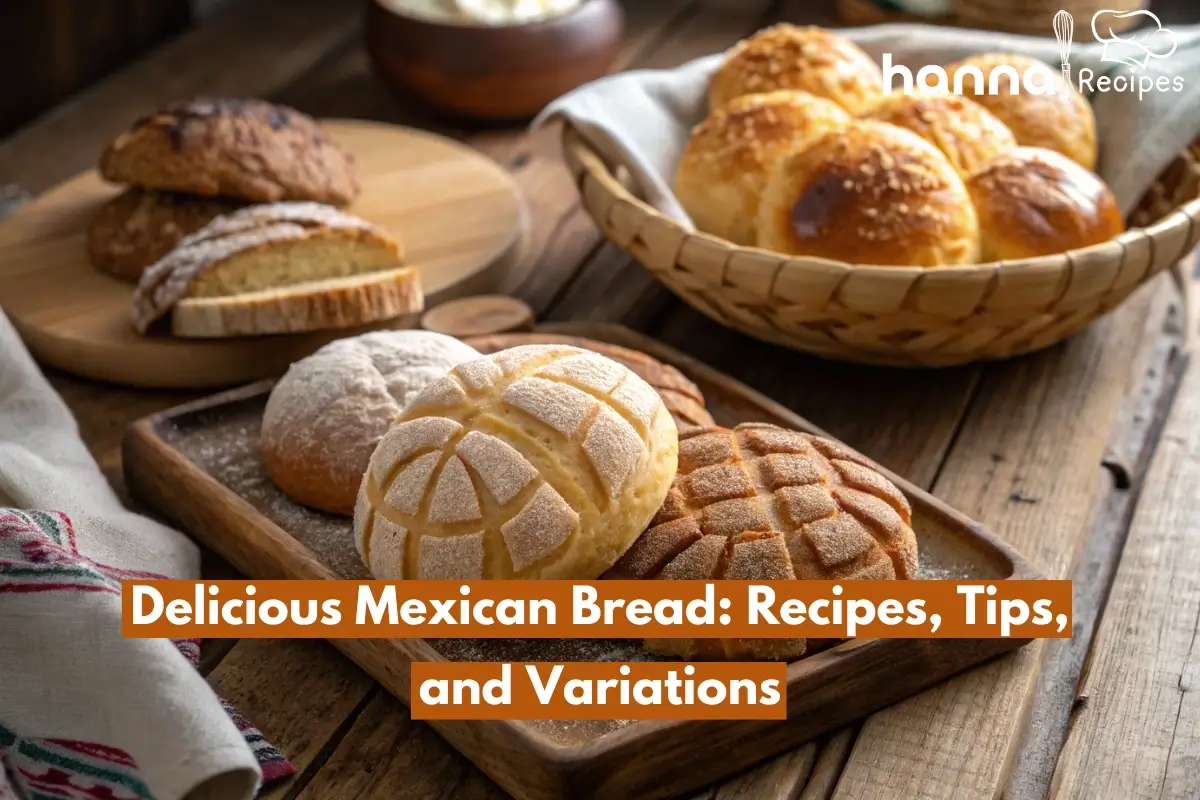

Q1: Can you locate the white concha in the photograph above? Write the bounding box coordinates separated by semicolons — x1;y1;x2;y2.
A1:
353;344;680;580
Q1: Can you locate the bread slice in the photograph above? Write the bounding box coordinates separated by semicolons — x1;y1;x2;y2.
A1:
131;202;416;336
171;267;422;338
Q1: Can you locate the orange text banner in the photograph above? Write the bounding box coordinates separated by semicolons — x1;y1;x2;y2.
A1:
122;579;1072;639
410;661;788;720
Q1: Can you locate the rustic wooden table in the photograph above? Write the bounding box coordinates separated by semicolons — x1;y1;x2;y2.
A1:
2;1;1198;798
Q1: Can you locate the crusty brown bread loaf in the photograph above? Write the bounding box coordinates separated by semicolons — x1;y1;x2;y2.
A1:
131;202;409;336
464;332;716;431
608;422;919;661
86;189;244;282
709;25;884;114
354;345;679;580
99;97;360;205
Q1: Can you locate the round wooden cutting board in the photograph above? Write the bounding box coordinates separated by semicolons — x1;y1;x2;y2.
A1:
0;119;529;389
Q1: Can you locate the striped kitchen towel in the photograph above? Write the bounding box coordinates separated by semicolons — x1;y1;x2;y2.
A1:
0;306;292;800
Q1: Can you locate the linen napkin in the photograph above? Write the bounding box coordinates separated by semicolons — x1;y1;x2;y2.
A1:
535;22;1200;220
0;308;292;800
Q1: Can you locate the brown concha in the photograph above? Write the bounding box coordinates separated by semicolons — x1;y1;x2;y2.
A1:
608;422;919;661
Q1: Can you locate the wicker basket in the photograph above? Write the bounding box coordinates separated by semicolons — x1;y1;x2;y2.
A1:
561;125;1200;367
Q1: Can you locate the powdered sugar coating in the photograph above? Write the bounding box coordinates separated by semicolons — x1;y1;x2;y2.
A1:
582;405;644;499
456;431;536;505
368;516;408;579
503;377;595;437
428;456;482;524
385;451;440;515
501;484;579;572
181;202;377;245
419;532;485;580
370;417;462;483
261;330;478;515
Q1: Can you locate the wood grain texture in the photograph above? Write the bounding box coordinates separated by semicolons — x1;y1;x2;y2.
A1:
0;0;358;195
295;691;508;800
831;281;1168;798
1051;344;1200;799
0;120;527;388
121;323;1039;800
0;0;191;136
206;638;376;799
1004;278;1189;799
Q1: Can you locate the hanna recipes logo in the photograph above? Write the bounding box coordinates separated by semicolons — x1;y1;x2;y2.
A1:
882;9;1184;101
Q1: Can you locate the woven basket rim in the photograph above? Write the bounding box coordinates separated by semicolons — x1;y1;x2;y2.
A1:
561;121;1200;276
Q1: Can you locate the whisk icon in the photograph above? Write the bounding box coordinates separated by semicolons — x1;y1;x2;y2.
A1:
1054;10;1075;91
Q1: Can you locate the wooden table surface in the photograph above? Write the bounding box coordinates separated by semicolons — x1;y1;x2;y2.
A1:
2;1;1198;798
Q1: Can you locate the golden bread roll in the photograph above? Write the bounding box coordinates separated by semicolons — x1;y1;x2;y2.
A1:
675;90;852;245
865;92;1017;178
709;24;884;114
967;147;1125;261
756;120;980;266
354;345;679;580
608;423;918;661
944;54;1097;170
261;331;480;516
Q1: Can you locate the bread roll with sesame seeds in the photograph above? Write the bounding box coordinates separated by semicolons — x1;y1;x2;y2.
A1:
944;53;1097;171
709;25;884;115
865;92;1017;179
755;120;980;267
674;90;852;246
967;147;1124;262
353;345;679;580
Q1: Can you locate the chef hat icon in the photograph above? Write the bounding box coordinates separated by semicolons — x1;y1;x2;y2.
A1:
1091;10;1178;69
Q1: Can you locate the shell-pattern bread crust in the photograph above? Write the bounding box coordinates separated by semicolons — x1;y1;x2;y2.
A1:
261;331;480;517
709;25;884;114
99;97;360;204
130;202;402;333
944;54;1097;171
356;345;679;581
756;120;980;267
464;333;716;430
675;90;852;246
612;422;918;661
865;93;1017;179
85;189;245;283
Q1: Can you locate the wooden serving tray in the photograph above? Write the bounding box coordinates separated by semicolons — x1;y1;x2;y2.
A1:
122;323;1041;800
0;119;528;390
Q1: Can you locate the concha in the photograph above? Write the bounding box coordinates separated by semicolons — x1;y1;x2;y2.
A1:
354;344;679;580
608;422;919;661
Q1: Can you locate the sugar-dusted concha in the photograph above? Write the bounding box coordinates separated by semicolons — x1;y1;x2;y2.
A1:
608;423;918;661
354;345;679;580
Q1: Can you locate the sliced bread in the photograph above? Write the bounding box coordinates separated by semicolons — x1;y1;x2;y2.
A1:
171;267;422;338
131;202;416;337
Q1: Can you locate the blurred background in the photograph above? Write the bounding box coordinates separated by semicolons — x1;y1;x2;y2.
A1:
0;0;1197;138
